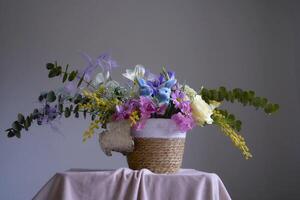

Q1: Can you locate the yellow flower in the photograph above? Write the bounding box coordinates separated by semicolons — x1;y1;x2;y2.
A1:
129;110;140;126
213;110;252;159
83;119;101;142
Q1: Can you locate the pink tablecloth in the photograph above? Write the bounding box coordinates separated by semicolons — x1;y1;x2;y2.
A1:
33;168;231;200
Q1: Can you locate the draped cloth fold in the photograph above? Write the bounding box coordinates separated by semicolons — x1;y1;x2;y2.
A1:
33;168;231;200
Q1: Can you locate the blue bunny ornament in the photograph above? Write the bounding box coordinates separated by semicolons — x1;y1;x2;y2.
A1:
156;79;177;105
136;78;153;96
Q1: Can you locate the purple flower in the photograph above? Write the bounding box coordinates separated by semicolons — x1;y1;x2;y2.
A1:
146;69;176;97
171;90;185;108
179;101;192;114
129;97;158;130
156;104;168;115
113;99;139;120
37;104;59;125
158;70;175;83
171;112;195;132
63;82;78;95
171;90;192;114
96;52;118;72
80;52;118;82
113;105;127;120
133;118;148;131
80;52;97;82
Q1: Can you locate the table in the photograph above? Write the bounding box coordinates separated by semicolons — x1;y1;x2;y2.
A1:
33;168;231;200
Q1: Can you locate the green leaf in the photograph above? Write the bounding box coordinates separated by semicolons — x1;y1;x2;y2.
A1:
235;120;242;131
77;73;85;88
48;69;57;78
58;104;63;113
12;121;22;131
24;121;29;131
74;105;79;113
62;65;69;82
24;117;31;130
32;109;39;119
17;113;25;124
15;131;21;138
62;73;68;83
57;66;62;74
7;131;15;137
38;94;44;102
69;105;73;112
74;94;82;104
25;116;31;127
46;63;55;70
46;91;56;102
264;103;273;114
273;104;280;112
64;108;71;118
68;71;78;81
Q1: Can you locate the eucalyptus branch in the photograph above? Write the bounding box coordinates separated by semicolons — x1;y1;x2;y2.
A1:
200;86;279;114
5;91;92;138
46;62;97;90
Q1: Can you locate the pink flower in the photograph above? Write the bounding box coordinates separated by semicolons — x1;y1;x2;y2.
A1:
156;104;168;115
139;96;156;118
113;99;139;120
171;112;195;132
178;101;192;114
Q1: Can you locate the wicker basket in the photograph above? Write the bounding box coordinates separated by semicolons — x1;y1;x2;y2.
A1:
126;119;186;174
127;137;185;173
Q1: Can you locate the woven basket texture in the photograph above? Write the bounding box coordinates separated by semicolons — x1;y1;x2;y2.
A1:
127;137;186;174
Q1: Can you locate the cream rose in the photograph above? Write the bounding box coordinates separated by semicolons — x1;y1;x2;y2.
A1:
183;85;219;126
191;95;214;126
183;85;197;101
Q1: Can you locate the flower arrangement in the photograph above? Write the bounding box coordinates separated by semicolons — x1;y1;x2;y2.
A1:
5;53;279;159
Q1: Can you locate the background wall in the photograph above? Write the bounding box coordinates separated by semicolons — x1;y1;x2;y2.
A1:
0;0;299;199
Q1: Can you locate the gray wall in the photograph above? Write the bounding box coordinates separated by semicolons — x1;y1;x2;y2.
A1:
1;0;299;199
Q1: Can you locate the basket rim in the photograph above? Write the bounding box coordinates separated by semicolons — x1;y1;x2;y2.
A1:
131;118;186;139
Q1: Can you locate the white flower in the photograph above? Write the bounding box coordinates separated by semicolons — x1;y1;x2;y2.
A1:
183;85;197;101
191;95;214;126
92;72;105;87
122;65;145;81
92;72;119;88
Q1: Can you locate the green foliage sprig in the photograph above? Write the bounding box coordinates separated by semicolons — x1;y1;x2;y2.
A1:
46;62;95;89
5;61;97;140
201;87;279;114
5;91;91;138
5;62;130;138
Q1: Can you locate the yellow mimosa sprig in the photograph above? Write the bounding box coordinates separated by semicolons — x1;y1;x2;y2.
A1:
212;110;252;159
79;89;120;141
